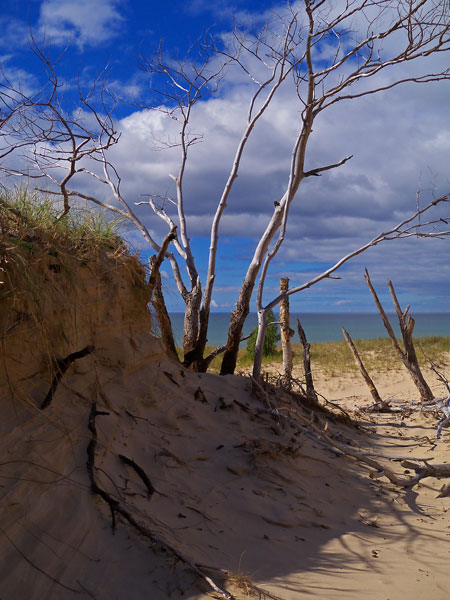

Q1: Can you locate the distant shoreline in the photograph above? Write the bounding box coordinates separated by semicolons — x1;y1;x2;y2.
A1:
161;312;450;347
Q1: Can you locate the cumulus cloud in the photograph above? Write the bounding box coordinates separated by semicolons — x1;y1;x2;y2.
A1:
38;0;124;49
102;15;449;308
2;0;449;311
0;18;30;50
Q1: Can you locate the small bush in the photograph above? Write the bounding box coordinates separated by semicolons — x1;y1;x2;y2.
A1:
246;309;281;358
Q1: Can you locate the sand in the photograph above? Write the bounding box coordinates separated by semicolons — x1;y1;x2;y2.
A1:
1;345;449;599
1;245;450;599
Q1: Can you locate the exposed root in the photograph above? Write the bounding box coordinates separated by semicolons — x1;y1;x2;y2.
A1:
86;403;233;600
118;454;155;497
41;346;94;410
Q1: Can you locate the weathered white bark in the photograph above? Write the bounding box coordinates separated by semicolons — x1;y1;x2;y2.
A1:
197;15;306;366
342;327;383;405
252;308;268;382
364;270;434;402
249;193;450;381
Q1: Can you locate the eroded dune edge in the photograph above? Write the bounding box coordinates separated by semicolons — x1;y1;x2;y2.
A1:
1;224;449;600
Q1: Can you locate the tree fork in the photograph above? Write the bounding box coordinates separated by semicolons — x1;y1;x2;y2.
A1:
364;269;433;402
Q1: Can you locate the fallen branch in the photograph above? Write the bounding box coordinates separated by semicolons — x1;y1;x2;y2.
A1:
427;360;450;439
401;460;450;488
248;403;429;486
86;404;233;599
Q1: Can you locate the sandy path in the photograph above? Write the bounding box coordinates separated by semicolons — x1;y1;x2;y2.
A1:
258;410;450;600
232;358;450;599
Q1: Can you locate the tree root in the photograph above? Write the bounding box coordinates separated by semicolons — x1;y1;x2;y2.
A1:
86;403;233;599
118;454;155;497
41;346;94;409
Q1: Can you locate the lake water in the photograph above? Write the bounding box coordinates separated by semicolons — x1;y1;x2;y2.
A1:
165;312;450;347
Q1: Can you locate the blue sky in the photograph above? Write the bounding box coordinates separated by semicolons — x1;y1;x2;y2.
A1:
1;0;450;314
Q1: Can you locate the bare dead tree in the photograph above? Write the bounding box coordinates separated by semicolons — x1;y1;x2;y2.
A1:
1;2;450;378
252;192;450;380
136;40;230;367
364;269;434;402
136;20;307;370
224;0;450;376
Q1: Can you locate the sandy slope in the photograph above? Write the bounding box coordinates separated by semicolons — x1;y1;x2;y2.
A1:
2;344;450;599
1;242;450;599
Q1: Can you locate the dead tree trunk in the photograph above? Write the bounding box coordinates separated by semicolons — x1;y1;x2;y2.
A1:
149;256;179;363
181;283;202;367
296;318;317;401
220;279;255;375
342;327;383;405
364;269;433;402
147;227;177;297
280;278;293;387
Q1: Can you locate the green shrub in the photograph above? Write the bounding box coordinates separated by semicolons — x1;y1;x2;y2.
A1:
246;309;281;358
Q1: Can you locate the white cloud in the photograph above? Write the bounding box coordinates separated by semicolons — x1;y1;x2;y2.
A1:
0;18;30;50
3;1;449;311
0;56;39;97
38;0;124;49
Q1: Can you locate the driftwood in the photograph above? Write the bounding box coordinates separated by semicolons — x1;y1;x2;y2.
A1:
364;270;433;402
233;389;450;493
296;318;317;400
341;328;385;408
401;460;450;492
86;404;233;599
428;361;450;439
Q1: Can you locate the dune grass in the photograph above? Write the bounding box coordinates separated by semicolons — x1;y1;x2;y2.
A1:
203;336;450;375
0;185;127;256
307;335;450;376
0;185;145;310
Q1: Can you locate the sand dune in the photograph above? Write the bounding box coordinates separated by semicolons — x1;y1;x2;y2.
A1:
1;241;450;599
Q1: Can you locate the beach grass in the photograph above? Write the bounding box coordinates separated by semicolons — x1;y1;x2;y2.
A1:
0;185;127;256
203;336;450;375
307;335;450;375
